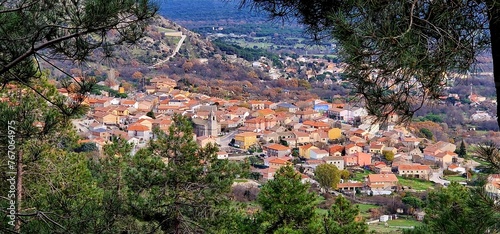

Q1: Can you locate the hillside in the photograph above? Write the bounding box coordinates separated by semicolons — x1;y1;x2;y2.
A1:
40;15;319;103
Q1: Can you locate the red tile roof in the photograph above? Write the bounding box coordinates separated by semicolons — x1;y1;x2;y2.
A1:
127;124;149;131
368;174;398;182
266;144;290;151
398;164;431;171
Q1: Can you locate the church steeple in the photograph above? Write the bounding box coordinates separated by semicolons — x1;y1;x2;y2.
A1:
208;106;218;137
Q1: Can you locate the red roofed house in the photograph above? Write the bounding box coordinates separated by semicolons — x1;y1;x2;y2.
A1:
397;164;432;180
268;157;292;169
369;143;385;154
121;99;138;109
343;152;372;167
337;182;364;192
196;136;217;148
217;151;229;160
127;124;151;140
248;100;265;110
302;120;330;130
329;145;344;157
244;117;278;131
367;174;399;190
344;155;358;167
257;167;277;180
150;75;177;89
372;161;392;174
425;151;458;168
88;97;111;108
265;143;291;157
345;143;363;155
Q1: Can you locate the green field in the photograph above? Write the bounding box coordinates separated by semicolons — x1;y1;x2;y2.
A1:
397;177;435;191
352;170;371;182
358;204;379;213
444;175;467;182
357;204;380;218
368;218;422;233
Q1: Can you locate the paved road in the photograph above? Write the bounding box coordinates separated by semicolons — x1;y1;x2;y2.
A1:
71;119;89;133
227;154;254;161
429;168;450;185
149;34;187;68
218;130;238;147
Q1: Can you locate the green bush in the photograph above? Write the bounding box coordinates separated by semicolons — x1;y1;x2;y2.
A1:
443;169;459;176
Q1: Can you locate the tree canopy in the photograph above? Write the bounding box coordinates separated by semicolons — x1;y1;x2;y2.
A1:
315;163;341;191
321;196;368;234
404;182;499;234
240;0;500;127
253;165;319;233
0;0;157;116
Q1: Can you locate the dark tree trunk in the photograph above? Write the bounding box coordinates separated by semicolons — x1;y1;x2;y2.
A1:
488;3;500;130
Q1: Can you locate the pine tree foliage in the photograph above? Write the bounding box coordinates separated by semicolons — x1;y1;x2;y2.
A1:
457;140;467;158
124;114;243;233
253;165;319;233
321;196;368;234
473;141;500;173
0;0;157;117
404;182;499;234
0;81;107;233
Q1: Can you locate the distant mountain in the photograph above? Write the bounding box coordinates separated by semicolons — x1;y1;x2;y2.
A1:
158;0;304;38
159;0;267;26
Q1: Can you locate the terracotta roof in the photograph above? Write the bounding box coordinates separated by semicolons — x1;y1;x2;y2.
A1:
248;100;265;104
434;151;458;158
268;157;291;165
354;129;365;134
302;120;329;128
257;108;276;116
329;145;344;153
345;143;358;149
337;182;364;188
404;138;421;142
370;144;385;150
293;131;309;137
368;174;398;183
310;149;329;155
399;164;431;171
121;100;136;105
300;144;315;150
266;144;290;151
127;124;150;131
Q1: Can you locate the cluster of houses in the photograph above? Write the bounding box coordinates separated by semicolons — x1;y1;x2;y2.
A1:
57;75;500;197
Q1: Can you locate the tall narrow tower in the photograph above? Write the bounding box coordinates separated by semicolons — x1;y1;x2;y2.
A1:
208;107;218;137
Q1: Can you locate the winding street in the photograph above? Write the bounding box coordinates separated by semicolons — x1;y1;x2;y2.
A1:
429;168;451;185
149;34;187;69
